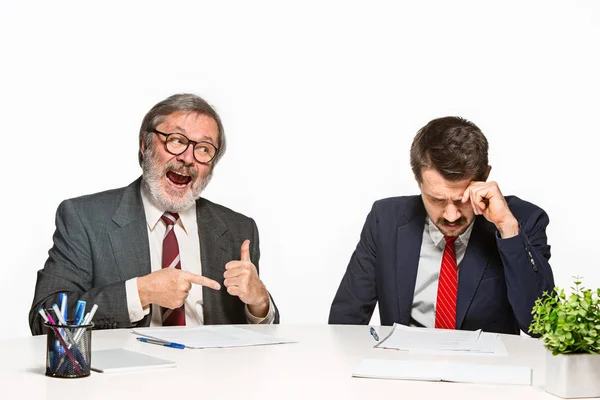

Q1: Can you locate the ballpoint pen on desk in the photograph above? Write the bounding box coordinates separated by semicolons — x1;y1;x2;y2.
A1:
370;327;380;341
137;337;186;349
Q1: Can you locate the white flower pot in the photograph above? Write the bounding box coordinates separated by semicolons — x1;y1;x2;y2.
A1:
545;349;600;398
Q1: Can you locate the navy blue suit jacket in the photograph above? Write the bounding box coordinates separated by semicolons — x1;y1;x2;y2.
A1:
329;195;555;334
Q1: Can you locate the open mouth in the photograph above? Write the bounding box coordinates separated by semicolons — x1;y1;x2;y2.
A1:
166;170;192;187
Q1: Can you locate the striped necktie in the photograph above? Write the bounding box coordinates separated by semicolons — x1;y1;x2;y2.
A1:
434;235;459;329
160;212;186;326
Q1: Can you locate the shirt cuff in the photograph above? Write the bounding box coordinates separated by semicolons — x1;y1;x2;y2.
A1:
125;278;150;323
245;295;275;324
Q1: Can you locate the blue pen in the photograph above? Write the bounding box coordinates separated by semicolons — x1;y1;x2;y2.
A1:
370;327;380;341
59;293;68;322
73;300;86;325
137;337;185;349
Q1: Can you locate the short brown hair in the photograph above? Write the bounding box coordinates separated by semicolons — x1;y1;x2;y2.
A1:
410;116;488;182
138;93;226;166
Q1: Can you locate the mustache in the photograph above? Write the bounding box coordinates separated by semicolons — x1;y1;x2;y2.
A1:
437;216;467;226
164;161;198;179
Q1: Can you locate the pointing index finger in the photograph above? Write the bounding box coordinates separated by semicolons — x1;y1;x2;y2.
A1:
182;271;221;291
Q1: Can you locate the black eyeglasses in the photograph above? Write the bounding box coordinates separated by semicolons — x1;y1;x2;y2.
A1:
152;129;219;164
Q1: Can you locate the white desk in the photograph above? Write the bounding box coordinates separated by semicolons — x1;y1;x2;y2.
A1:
0;325;560;399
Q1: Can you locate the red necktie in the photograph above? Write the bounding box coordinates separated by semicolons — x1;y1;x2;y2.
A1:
160;212;186;326
435;235;459;330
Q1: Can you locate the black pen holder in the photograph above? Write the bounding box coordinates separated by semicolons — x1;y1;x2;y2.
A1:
44;322;93;378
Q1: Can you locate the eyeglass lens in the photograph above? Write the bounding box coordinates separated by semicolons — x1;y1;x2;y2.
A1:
165;133;216;163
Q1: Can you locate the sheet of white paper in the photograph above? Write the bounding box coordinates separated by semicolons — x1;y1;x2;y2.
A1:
406;332;508;357
353;359;531;386
471;332;507;355
376;323;482;352
132;326;294;349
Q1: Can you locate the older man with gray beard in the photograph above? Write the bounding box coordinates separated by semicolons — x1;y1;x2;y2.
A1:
29;94;279;334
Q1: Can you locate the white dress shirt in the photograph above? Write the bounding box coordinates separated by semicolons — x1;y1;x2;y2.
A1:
410;217;474;328
125;186;274;326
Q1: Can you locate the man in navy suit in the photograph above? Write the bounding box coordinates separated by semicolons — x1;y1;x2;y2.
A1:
329;116;554;334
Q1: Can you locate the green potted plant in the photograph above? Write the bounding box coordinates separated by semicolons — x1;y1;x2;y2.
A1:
530;276;600;398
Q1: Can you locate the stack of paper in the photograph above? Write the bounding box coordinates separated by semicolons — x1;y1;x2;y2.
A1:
353;359;531;385
375;323;506;356
91;348;176;373
132;325;294;349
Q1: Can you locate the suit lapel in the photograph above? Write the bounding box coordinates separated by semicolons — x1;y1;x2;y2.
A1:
456;217;495;329
109;178;151;280
396;199;426;325
196;198;229;325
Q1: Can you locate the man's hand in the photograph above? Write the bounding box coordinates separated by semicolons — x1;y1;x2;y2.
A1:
137;268;221;309
223;240;269;318
461;181;520;238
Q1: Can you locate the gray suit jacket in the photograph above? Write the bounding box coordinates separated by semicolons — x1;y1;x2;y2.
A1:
30;178;279;335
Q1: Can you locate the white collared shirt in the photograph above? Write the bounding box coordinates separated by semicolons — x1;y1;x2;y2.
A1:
410;217;474;328
124;186;274;325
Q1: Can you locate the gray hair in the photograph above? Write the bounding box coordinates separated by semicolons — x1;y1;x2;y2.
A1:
138;93;226;166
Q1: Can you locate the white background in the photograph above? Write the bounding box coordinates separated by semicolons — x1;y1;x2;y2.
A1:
0;0;598;340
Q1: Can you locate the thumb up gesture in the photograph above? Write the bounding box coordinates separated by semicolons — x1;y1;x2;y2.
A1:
224;240;269;317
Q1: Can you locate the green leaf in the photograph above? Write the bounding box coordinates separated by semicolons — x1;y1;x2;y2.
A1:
531;276;600;355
